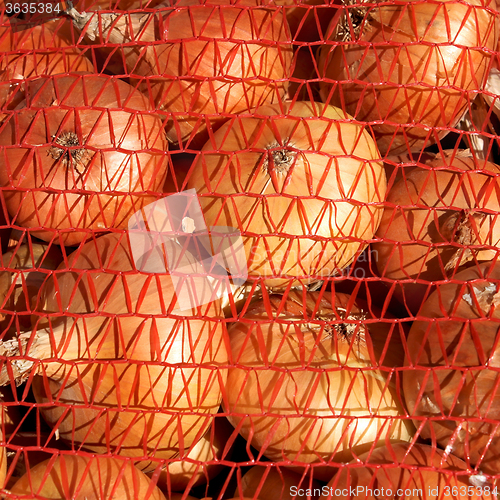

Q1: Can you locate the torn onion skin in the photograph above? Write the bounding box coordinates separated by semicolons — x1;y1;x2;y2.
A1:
403;261;500;475
317;0;499;155
224;290;413;482
320;442;495;500
372;151;500;315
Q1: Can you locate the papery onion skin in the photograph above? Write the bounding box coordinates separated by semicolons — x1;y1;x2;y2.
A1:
403;261;500;475
134;0;293;148
187;100;386;288
10;455;167;499
372;152;500;315
0;74;169;246
317;0;499;155
320;442;494;500
224;290;413;482
8;232;229;472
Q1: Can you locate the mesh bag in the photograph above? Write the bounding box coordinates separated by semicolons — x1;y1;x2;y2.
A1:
0;0;499;499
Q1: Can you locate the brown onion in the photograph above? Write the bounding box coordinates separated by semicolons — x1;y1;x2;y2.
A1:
372;151;500;314
0;74;169;246
224;290;413;482
241;466;322;500
0;19;94;109
321;442;495;500
67;0;293;148
187;100;386;288
10;455;167;499
403;260;500;475
0;232;228;471
151;415;234;492
317;0;499;155
0;241;63;333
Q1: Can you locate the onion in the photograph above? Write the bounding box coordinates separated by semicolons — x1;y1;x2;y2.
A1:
0;19;94;109
223;290;413;482
10;455;167;499
403;260;500;475
320;442;495;500
0;232;228;471
187;100;386;288
67;0;293;148
317;0;499;155
0;73;169;246
152;415;234;492
241;466;322;500
0;241;62;333
372;150;500;315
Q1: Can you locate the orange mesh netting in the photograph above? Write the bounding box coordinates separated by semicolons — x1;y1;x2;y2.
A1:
0;0;499;499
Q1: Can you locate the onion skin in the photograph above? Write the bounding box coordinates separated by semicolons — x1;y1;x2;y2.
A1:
0;74;169;246
0;232;228;471
224;290;413;482
403;261;500;475
10;455;167;499
317;0;499;155
320;442;495;500
372;152;500;315
187;100;386;288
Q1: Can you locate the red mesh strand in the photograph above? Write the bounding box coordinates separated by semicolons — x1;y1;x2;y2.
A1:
0;0;499;499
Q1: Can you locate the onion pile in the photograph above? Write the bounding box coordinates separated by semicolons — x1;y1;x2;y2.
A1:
224;290;413;481
0;73;169;246
1;0;499;495
403;260;500;475
0;232;228;474
188;100;386;288
372;151;500;314
317;0;499;155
